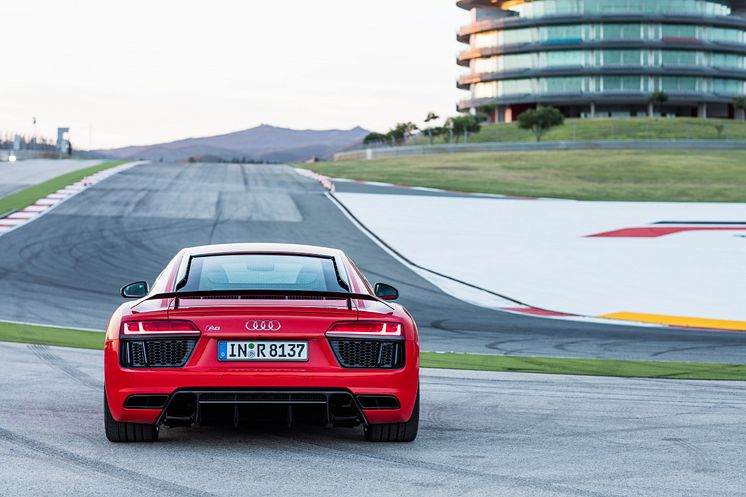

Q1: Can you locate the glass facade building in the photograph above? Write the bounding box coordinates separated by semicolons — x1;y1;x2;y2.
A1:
457;0;746;120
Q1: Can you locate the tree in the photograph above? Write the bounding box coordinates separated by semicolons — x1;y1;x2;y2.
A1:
477;103;498;123
385;127;404;146
447;115;481;143
648;91;669;118
363;132;388;146
423;112;440;144
420;126;446;145
387;122;418;145
733;96;746;121
400;122;418;143
516;107;565;142
714;123;725;138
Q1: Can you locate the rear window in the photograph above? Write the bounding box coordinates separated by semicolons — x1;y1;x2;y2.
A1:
179;254;346;293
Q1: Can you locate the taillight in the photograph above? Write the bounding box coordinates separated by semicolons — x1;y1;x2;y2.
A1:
121;320;200;336
326;321;402;338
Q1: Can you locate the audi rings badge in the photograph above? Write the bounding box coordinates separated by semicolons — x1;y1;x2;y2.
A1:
245;320;282;332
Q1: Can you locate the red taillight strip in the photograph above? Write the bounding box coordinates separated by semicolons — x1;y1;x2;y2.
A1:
325;322;403;338
121;320;200;336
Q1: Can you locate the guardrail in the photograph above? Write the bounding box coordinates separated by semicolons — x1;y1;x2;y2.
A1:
334;139;746;161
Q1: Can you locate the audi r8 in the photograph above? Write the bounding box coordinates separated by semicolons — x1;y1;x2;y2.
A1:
104;243;419;442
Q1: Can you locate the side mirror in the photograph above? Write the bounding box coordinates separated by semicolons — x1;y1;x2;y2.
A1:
374;282;399;301
120;281;149;299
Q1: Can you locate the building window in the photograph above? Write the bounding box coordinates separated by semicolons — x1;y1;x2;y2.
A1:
661;24;698;40
501;79;534;95
602;24;643;40
709;27;743;44
660;76;698;91
474;53;535;73
544;76;585;93
710;53;744;69
474;57;498;74
507;0;730;18
543;25;584;43
661;50;698;66
602;49;643;65
713;78;743;94
469;25;746;51
545;50;585;66
504;53;535;70
474;31;498;48
602;76;642;92
474;82;497;99
503;28;536;45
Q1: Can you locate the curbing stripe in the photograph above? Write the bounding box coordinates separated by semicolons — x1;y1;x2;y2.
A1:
589;226;746;238
500;307;576;317
602;312;746;332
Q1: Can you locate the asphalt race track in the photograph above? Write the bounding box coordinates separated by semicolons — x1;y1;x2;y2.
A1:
1;163;746;496
1;341;745;497
1;162;745;362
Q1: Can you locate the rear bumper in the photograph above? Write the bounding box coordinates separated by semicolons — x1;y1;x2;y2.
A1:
154;389;398;427
104;339;419;425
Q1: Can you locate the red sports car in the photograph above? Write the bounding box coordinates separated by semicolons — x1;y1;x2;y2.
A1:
104;243;419;442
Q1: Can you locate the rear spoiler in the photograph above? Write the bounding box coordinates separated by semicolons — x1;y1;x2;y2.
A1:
134;290;393;310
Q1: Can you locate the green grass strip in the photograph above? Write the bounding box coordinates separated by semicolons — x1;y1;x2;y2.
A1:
1;321;743;380
421;352;746;381
0;322;103;350
304;149;746;202
0;160;127;215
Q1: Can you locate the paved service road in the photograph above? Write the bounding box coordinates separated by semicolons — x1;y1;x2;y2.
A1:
1;162;746;362
0;342;744;497
0;159;102;199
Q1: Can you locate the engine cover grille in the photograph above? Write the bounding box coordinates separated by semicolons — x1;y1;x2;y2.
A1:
328;339;404;369
121;339;197;368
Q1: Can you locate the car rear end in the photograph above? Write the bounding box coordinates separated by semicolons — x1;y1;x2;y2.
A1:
104;247;419;442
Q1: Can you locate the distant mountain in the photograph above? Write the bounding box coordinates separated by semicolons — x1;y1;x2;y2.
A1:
97;124;369;163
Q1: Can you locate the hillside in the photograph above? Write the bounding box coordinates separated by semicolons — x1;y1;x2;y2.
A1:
98;124;369;163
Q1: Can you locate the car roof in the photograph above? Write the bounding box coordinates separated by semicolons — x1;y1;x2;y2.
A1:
179;243;347;259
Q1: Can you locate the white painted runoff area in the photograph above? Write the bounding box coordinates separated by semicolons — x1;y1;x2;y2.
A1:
0;159;102;199
334;192;746;321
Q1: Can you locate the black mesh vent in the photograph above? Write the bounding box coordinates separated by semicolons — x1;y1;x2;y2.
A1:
122;339;197;368
329;340;404;369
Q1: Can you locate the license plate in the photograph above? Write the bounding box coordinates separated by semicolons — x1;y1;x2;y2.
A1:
218;341;308;362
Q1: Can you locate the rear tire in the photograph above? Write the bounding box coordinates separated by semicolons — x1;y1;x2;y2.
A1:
364;389;419;442
104;393;159;443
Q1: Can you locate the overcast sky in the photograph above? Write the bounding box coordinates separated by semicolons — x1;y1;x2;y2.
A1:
1;1;464;149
